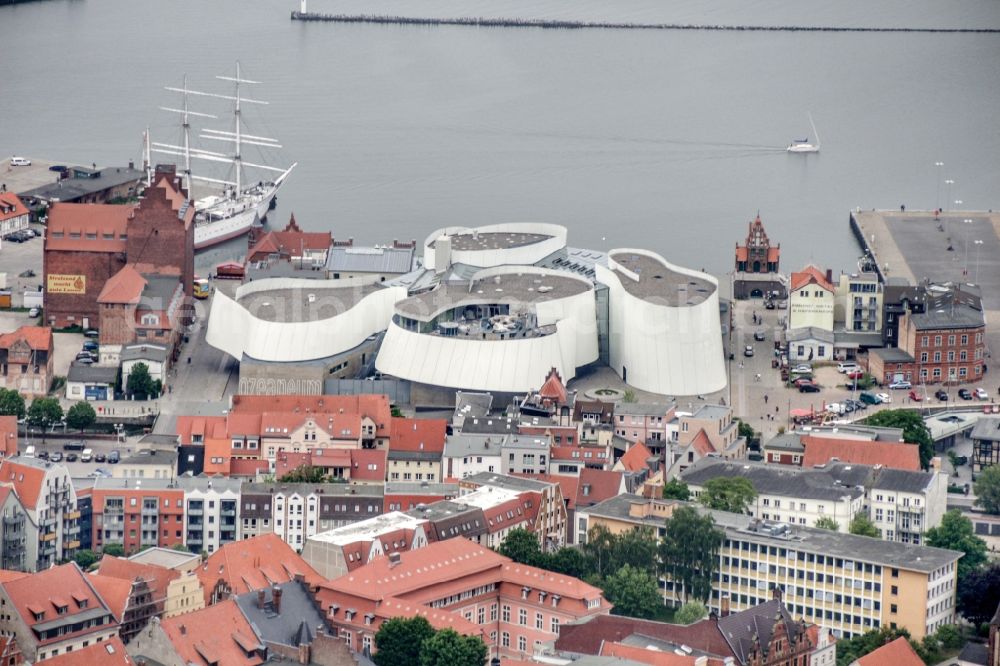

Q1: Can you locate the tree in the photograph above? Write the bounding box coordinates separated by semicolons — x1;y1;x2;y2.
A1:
674;601;708;624
278;465;328;483
0;388;26;419
974;465;1000;515
926;510;988;581
848;514;880;538
584;524;616;578
814;516;840;531
958;562;1000;625
374;616;436;666
171;543;192;552
698;477;757;514
610;526;658;576
65;401;97;432
546;547;590;579
660;506;724;603
27;397;63;442
102;543;125;557
126;362;156;400
864;409;934;469
835;626;915;666
418;628;488;666
935;624;965;650
497;528;542;566
73;549;98;569
662;478;691;501
602;564;661;619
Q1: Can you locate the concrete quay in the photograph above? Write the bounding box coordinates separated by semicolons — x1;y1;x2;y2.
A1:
0;157;81;195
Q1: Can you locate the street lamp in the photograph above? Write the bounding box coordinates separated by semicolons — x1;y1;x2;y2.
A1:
115;423;124;443
963;219;973;278
934;162;944;211
945;180;955;209
974;240;984;285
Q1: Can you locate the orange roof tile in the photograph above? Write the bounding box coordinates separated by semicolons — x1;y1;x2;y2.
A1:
576;468;624;508
735;247;749;262
0;459;47;509
96;555;179;606
38;635;132;666
790;265;834;292
855;636;923;666
537;368;568;404
0;415;18;458
601;641;711;665
87;573;132;622
229;459;269;477
375;597;482;633
97;265;146;304
0;192;28;223
198;534;321;603
515;473;579;510
391;417;447;453
45;202;133;253
802;435;920;471
350;449;387;481
618;442;653;472
0;569;29;584
160;600;263;666
230;394;392;438
690;429;716;457
0;325;53;352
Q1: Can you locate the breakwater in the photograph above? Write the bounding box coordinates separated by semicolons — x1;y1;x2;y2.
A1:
290;12;1000;33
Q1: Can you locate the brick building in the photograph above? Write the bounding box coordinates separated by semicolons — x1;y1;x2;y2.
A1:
734;215;785;300
0;192;30;239
0;326;53;397
97;266;184;365
43;166;193;329
90;479;185;554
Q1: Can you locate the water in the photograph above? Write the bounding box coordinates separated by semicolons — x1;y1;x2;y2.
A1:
2;0;999;277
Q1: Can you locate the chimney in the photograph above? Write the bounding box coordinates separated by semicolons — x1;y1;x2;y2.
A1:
825;268;833;284
179;624;187;635
272;585;283;614
772;586;782;601
257;589;266;609
720;593;731;618
298;642;311;664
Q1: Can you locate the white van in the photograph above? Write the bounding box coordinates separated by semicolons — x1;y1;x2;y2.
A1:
81;448;94;463
837;361;860;374
9;157;31;167
24;445;36;458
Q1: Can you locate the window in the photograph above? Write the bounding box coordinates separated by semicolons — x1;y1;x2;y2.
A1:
518;636;527;652
502;605;510;623
519;609;527;625
501;632;510;648
536;612;543;630
551;617;560;634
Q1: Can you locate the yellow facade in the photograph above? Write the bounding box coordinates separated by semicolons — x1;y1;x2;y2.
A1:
162;571;206;618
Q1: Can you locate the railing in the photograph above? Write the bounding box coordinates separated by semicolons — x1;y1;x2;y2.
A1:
187;508;204;516
220;509;236;517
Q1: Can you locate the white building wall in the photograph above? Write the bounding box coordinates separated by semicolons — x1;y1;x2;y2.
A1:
596;249;726;397
422;223;568;271
445;453;502;479
789;284;835;331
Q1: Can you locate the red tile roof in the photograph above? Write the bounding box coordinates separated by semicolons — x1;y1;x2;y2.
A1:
95;555;180;607
38;635;132;666
87;573;132;622
0;192;28;223
555;614;733;659
0;569;29;584
160;600;263;666
855;636;923;666
350;448;387;481
601;641;714;665
97;265;147;304
45;202;133;253
229;458;270;477
0;459;47;509
515;473;579;511
790;265;834;292
374;598;481;634
618;442;653;472
230;394;392;439
802;435;920;471
391;417;447;453
0;326;53;352
576;468;624;508
197;533;321;604
537;367;568;404
0;415;18;458
247;220;331;263
690;429;716;457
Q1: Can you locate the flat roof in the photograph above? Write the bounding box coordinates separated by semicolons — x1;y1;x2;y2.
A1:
680;458;864;502
463;472;552;492
327;245;415;274
237;283;381;323
396;272;590;321
20;166;144;201
432;231;553;251
910;304;985;331
308;511;426;545
609;252;715;306
128;546;201;569
454;485;523;510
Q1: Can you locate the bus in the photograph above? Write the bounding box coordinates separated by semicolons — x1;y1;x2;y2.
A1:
193;277;210;299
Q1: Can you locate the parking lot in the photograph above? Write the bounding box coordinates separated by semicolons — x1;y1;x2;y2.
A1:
16;433;143;479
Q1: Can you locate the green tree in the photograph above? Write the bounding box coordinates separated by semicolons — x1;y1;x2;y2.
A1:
497;528;542;566
848;514;880;538
674;601;708;624
610;526;658;576
602;564;661;619
546;547;590;579
662;478;691;501
374;616;436;666
418;628;488;666
736;419;757;447
278;465;328;483
0;388;26;419
926;510;988;581
65;401;97;432
935;624;965;650
660;506;724;603
974;465;1000;515
864;409;934;469
959;562;1000;625
102;543;125;557
73;549;98;569
171;543;192;552
126;362;156;400
584;524;617;578
698;477;757;514
814;516;840;531
27;397;63;442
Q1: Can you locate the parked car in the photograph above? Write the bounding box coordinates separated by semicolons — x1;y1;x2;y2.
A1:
108;451;120;464
753;331;766;341
9;157;30;167
66;453;78;462
28;307;39;318
76;351;96;361
847;398;867;410
889;380;912;390
74;356;94;365
975;388;989;400
859;392;880;405
94;452;106;463
953;455;969;466
81;448;93;462
935;389;949;401
37;450;49;460
793;377;815;388
82;341;98;352
49;452;63;462
799;382;821;393
48;165;68;173
765;300;776;310
876;393;892;404
790;364;812;375
909;390;923;402
837;362;860;374
62;441;85;451
958;388;972;400
827;403;845;414
744;345;754;357
84;329;99;338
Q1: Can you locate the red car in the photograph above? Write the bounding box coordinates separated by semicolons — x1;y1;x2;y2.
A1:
909;390;923;402
846;371;864;380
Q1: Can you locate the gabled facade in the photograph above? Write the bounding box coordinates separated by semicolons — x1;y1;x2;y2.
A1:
0;457;79;571
0;326;53;398
788;265;835;331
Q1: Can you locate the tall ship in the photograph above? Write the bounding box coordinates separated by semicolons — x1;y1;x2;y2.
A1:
148;63;296;250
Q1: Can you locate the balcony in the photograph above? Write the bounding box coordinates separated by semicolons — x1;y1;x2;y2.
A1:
65;525;80;536
39;516;56;528
221;509;237;517
65;510;81;520
187;508;204;516
66;540;80;550
141;507;159;516
39;542;56;555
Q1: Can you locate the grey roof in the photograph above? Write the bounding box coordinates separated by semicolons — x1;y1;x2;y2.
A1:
504;435;550;450
957;642;989;666
691;404;731;421
431;230;552;251
460;416;517;434
763;433;804;453
832;330;884;348
971;416;1000;443
234;581;328;648
119;448;177;467
454;391;493;419
386;450;441;462
718;599;802;664
680;458;864;502
443;433;508;458
869;347;915;362
608;251;716;306
823;462;934;494
236;283;381;323
582;494;962;573
463;472;552;492
243;482;384;498
174;475;243;493
615;402;673;417
121;344;168;363
93;477;177;490
138;273;182;309
325;245;415;274
67;362;118;384
21;166;143;202
128;547;201;569
384;482;458;495
786;326;835;343
138;433;179;448
910;304;985;330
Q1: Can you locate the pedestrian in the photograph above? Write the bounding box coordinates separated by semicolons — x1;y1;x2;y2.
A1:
764;394;769;404
775;406;779;414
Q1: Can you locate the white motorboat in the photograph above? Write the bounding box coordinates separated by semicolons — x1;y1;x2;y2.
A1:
787;113;821;153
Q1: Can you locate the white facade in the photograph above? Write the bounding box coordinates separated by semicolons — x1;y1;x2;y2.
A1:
178;478;241;554
422;222;568;271
206;277;405;362
597;249;726;396
868;475;948;544
789;279;835;331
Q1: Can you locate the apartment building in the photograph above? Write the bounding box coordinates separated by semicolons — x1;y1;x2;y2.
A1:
238;482;383;548
613;402;675;456
501;435;551;476
442;433;506;479
0;486;28;571
302;512;433;579
788;265;836;331
177;476;241;554
0;563;119;662
0;326;54;398
386;417;446;483
383;481;458;512
313;537;610;660
579;494;962;639
90;479;184;554
668;404;745;477
96;554;205;620
459;473;567;551
0;457;79;570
